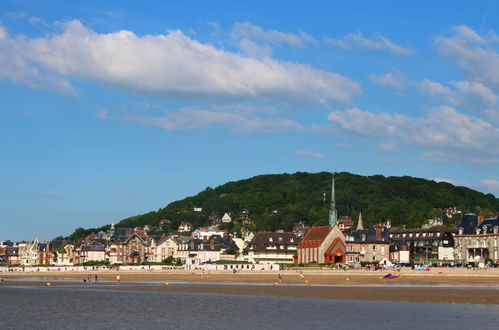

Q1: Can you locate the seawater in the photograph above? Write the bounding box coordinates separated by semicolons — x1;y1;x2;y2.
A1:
1;286;499;330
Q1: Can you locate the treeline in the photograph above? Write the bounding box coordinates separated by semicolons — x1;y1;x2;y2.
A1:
65;172;499;241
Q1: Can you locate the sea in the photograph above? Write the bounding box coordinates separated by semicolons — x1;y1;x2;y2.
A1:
1;285;499;329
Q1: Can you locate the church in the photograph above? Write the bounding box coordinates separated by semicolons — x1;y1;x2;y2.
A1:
296;174;346;264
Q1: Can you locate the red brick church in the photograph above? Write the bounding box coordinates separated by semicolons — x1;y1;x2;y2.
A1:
296;174;346;264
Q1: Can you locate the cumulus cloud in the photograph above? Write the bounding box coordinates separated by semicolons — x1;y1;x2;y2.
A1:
239;38;272;57
0;25;76;95
231;22;317;47
370;72;410;89
417;77;499;125
480;179;499;193
324;31;415;56
101;106;303;134
294;150;325;159
435;25;499;93
418;79;457;100
328;106;499;164
0;20;360;103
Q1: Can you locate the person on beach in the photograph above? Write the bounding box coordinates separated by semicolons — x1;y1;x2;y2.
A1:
278;273;282;284
94;275;98;282
232;268;237;274
299;271;305;279
116;274;120;285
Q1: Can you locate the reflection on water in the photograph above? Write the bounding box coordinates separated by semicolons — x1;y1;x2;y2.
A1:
1;286;499;329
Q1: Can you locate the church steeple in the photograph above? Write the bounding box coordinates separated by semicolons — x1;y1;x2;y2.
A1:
357;211;364;230
329;173;338;227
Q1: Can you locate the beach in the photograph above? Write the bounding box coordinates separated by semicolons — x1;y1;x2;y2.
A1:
2;268;499;305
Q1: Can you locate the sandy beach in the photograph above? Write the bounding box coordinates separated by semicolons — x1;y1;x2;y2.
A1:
2;268;499;305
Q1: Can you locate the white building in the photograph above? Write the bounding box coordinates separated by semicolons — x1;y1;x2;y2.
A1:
222;213;232;223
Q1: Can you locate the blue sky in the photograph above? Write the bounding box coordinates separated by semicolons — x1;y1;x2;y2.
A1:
1;1;499;240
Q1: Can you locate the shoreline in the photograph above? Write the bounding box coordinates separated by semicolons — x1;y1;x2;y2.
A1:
2;269;499;305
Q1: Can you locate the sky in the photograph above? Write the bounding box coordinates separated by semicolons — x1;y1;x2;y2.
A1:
1;0;499;241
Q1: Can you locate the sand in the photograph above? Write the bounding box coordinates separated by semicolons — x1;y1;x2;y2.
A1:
2;268;499;305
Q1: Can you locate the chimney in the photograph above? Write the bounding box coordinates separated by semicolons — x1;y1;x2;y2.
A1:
375;227;382;241
478;211;485;226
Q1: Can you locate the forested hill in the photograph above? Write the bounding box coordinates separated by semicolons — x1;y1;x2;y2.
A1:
67;172;499;240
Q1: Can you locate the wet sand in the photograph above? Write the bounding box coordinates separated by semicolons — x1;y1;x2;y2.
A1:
2;268;499;305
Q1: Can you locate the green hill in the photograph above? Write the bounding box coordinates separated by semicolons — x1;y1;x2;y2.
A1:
66;172;499;241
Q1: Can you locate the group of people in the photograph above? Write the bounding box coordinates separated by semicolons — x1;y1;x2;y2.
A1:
83;274;99;284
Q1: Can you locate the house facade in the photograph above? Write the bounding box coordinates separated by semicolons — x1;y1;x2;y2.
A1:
389;226;455;262
296;225;346;264
345;227;390;264
246;232;301;264
454;213;499;263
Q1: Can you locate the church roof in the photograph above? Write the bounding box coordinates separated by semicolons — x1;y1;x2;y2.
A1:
301;226;330;242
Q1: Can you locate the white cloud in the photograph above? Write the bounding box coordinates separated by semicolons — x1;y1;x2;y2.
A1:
376;143;398;152
294;150;325;159
95;109;108;120
103;106;303;134
239;38;272;57
0;20;360;104
324;31;415;56
328;106;499;164
417;78;499;124
418;79;457;100
370;72;410;89
0;25;77;95
481;179;499;193
435;25;499;93
432;177;473;188
231;22;317;47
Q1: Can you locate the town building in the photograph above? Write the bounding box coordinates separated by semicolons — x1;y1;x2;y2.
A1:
150;236;179;263
178;222;194;233
389;240;410;263
338;216;354;231
79;241;106;263
221;213;232;223
389;226;455;262
454;213;499;263
296;174;347;264
191;226;227;239
345;226;390;264
245;232;301;264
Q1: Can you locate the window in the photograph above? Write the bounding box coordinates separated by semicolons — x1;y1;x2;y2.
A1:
373;245;376;250
290;238;294;242
269;237;273;242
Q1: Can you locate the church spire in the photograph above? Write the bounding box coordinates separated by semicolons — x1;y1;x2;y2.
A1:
357;211;364;230
329;173;338;227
